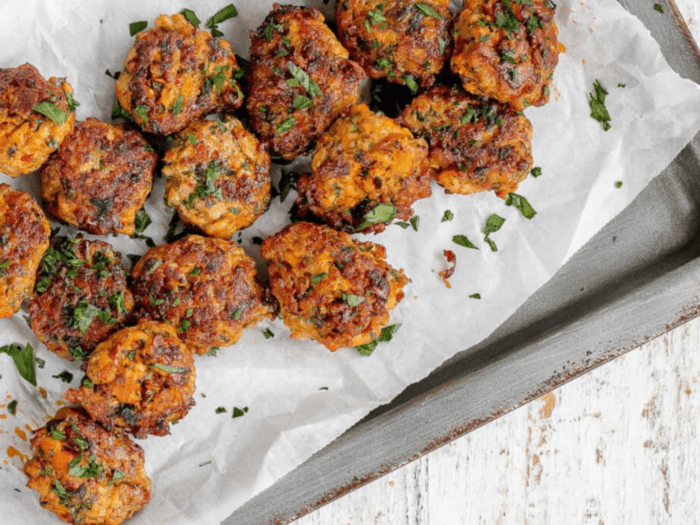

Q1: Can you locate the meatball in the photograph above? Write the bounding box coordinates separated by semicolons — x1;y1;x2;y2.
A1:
0;184;50;318
0;63;76;177
28;236;134;362
130;235;271;354
115;13;243;135
247;4;366;160
294;103;430;234
23;407;151;525
397;85;533;197
450;0;563;110
336;0;453;90
260;222;408;351
64;321;195;438
40;118;157;236
163;117;271;239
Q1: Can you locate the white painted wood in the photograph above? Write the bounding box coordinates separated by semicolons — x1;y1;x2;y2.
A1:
293;3;700;524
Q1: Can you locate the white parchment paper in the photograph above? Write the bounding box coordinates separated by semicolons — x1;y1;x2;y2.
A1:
2;1;700;524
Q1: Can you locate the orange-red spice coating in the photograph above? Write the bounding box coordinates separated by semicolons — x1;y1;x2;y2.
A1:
398;85;533;197
295;103;430;234
64;321;196;438
23;408;151;525
115;14;243;135
0;63;76;177
163;117;270;239
0;184;50;318
451;0;563;110
28;236;134;362
40;118;157;236
130;235;271;354
247;4;366;160
261;222;407;351
336;0;453;89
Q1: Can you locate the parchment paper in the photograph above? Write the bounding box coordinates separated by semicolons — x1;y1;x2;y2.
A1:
2;1;700;524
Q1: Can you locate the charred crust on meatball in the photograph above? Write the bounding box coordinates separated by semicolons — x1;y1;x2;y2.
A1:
247;3;366;160
23;407;151;525
28;236;134;362
130;235;271;354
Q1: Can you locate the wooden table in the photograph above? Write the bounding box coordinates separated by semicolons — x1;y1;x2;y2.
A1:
294;2;700;523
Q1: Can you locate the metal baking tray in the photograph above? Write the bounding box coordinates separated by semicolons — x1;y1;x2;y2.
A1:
227;1;700;523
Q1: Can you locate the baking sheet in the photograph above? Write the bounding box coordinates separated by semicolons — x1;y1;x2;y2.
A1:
2;1;700;524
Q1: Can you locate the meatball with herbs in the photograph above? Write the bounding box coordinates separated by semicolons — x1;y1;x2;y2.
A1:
398;85;533;197
451;0;563;110
163;117;271;239
40;118;157;236
261;222;408;351
247;3;366;160
115;13;244;135
130;235;271;354
294;103;430;234
64;320;196;438
28;236;134;362
23;407;151;525
0;63;76;177
0;184;50;318
336;0;453;91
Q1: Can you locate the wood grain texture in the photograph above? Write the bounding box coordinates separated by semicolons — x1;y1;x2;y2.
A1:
292;2;700;524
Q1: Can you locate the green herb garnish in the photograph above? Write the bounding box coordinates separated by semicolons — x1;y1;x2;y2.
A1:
357;203;397;230
505;192;537;219
32;102;68;124
589;79;611;131
129;21;148;36
0;343;37;386
452;235;479;249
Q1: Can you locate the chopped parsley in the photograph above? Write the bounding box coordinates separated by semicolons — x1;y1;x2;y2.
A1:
286;61;322;97
52;371;74;383
589;79;611;131
263;329;275;339
441;210;454;222
231;308;242;320
357;203;397;230
0;343;37;386
615;181;623;188
530;166;542;178
403;74;419;95
232;406;248;418
134;104;149;123
356;324;401;356
68;454;101;478
189;162;223;204
51;429;66;440
366;10;387;27
452;235;479;249
292;95;313;110
437;36;446;55
264;22;284;42
68;302;102;335
206;4;238;37
415;3;444;19
133;208;151;233
129;21;148;36
276;116;297;134
342;293;365;308
172;94;184;116
505;192;537;219
312;273;328;285
469;293;481;299
65;91;80;112
215;407;227;414
653;3;664;13
482;214;506;252
180;8;201;26
151;363;190;374
32;101;68;125
7;400;17;415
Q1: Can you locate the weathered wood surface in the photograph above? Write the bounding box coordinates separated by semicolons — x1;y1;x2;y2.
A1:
293;3;700;524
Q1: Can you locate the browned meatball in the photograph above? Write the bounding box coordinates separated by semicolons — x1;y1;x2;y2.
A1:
0;64;76;177
115;13;243;135
398;85;533;197
0;184;50;318
451;0;563;110
130;235;271;354
64;321;195;438
40;118;157;236
247;4;366;160
261;222;408;351
163;117;271;239
23;407;151;525
295;103;430;234
27;236;134;362
336;0;453;90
